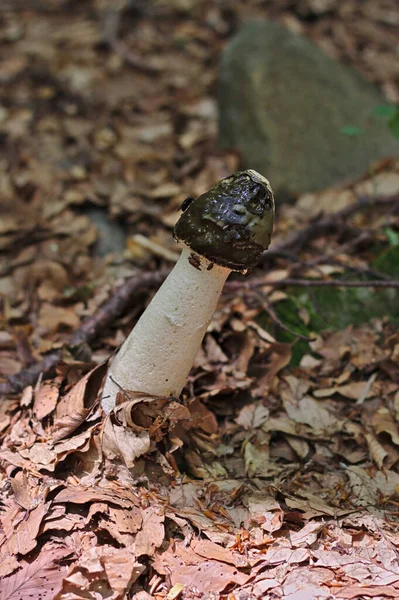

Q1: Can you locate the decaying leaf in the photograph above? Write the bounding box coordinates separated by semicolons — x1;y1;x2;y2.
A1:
0;545;72;600
53;362;106;441
153;542;250;594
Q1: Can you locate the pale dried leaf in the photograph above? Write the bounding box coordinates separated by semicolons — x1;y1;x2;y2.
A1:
154;544;249;594
235;404;269;430
289;521;326;547
371;408;399;445
190;540;248;568
33;378;62;420
0;545;71;600
101;418;150;467
54;362;106;438
134;507;165;557
99;546;145;595
346;466;380;508
7;502;50;556
364;433;388;469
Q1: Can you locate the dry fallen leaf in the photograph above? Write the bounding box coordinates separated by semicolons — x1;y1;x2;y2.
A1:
0;545;72;600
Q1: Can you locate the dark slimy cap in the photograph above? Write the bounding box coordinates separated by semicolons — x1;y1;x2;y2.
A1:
174;170;275;271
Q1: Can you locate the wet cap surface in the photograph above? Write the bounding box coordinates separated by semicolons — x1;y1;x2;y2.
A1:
174;170;275;271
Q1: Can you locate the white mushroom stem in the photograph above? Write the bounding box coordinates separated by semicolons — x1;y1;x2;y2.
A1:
101;246;230;413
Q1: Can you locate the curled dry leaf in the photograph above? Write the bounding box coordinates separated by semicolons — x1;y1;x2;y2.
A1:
102;392;191;466
52;362;107;441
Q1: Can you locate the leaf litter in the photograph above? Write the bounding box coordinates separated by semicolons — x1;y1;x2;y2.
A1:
1;1;399;599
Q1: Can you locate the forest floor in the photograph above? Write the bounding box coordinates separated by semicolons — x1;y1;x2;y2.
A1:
1;1;399;599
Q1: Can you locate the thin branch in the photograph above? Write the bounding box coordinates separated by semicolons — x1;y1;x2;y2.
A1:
286;231;392;282
263;193;399;261
232;278;399;290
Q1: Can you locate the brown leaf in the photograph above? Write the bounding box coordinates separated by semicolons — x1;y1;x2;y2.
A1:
53;485;136;509
364;433;388;469
174;508;235;546
18;444;56;471
289;521;326;547
265;546;310;565
371;407;399;445
246;495;283;534
134;507;165;557
99;546;145;595
333;584;399;599
33;377;62;420
282;565;333;598
281;377;341;434
235;403;270;430
102;418;150;467
284;493;351;518
190;540;248;568
7;503;51;556
153;543;249;594
38;303;80;333
346;466;380;509
374;470;399;497
108;505;142;535
0;544;72;600
0;551;19;580
10;472;32;510
256;342;292;389
53;362;106;440
52;426;97;462
187;398;218;434
0;353;22;376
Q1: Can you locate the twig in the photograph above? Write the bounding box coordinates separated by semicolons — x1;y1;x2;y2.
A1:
287;231;392;282
226;278;399;291
262;278;399;289
263;193;399;261
0;269;169;395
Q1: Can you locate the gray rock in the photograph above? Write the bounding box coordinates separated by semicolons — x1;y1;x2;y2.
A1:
218;21;399;199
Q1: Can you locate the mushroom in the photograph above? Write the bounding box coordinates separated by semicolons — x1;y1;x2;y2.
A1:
101;169;275;414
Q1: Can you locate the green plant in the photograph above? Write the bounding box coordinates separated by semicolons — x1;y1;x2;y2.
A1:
372;104;399;139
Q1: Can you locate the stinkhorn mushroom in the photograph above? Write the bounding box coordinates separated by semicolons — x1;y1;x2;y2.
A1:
101;169;275;414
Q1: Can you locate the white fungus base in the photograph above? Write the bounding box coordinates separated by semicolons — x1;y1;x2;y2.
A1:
101;246;230;413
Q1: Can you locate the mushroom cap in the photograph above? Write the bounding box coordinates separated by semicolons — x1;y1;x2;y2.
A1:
174;169;275;271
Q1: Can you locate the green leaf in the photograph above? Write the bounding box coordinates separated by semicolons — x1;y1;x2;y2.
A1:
373;246;399;277
384;227;399;247
372;104;397;119
340;125;363;136
388;113;399;139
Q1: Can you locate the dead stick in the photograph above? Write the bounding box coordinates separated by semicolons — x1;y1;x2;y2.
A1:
0;269;169;395
264;194;399;260
227;278;399;290
264;278;399;288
